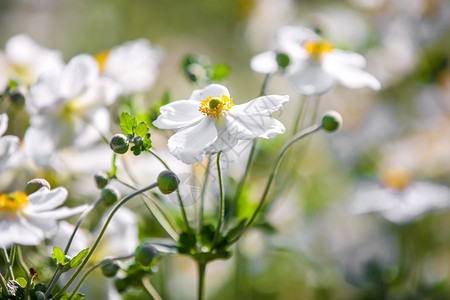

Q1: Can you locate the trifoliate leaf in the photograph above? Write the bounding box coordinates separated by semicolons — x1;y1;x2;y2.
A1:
52;247;65;264
143;133;152;151
135;122;149;137
69;248;89;269
119;112;137;136
211;64;231;81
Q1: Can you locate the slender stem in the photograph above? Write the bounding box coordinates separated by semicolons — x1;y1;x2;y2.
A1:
45;267;63;298
16;247;30;300
67;254;135;299
198;156;211;232
149;150;192;233
259;73;272;96
211;153;224;250
142;199;180;240
229;124;323;245
141;277;163;300
9;247;16;271
1;248;14;280
0;272;8;297
197;262;207;300
55;182;159;298
291;95;306;134
64;198;103;254
111;153;118;177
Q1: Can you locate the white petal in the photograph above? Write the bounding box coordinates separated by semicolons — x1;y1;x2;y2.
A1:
0;113;8;136
287;60;336;96
0;135;19;167
153;100;203;129
23;118;59;166
250;51;278;74
327;50;367;68
323;54;381;90
188;84;230;101
27;187;68;211
0;216;45;247
27;72;60;114
26;204;88;219
231;95;289;116
59;54;99;99
168;117;217;164
226;113;286;140
275;25;318;47
206;127;239;154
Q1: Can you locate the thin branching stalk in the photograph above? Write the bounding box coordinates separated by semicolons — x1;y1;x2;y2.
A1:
54;182;159;298
0;271;9;297
16;246;30;300
198;155;211;232
197;262;207;300
229;124;323;245
141;277;163;300
1;248;14;280
291;95;306;134
211;153;224;250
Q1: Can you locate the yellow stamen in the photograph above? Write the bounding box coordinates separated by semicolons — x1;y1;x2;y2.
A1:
0;192;29;212
94;50;110;73
380;169;412;190
303;39;335;61
199;95;234;118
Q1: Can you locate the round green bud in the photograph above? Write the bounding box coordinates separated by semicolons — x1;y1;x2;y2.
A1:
101;186;120;206
157;170;180;194
132;136;143;147
321;110;343;132
94;171;109;189
9;91;26;107
135;245;158;266
35;291;46;300
208;97;223;109
114;277;128;293
110;134;129;154
101;262;120;278
276;52;290;69
25;178;51;195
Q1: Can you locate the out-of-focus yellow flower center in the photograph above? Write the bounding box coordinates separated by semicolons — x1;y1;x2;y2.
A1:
380;169;412;190
303;39;335;61
94;50;110;73
0;192;29;212
10;64;33;86
199;95;234;118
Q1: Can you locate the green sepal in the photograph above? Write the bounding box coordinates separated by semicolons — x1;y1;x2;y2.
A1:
52;247;65;264
69;248;90;269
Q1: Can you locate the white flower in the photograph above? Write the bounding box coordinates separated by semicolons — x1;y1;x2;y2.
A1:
0;51;8;92
0;187;87;248
0;113;20;173
153;84;288;164
95;39;162;95
250;25;380;95
350;170;450;224
23;54;119;166
4;34;64;86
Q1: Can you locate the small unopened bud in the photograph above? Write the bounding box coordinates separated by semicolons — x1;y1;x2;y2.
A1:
135;245;158;266
114;278;128;293
25;178;51;195
35;291;46;300
321;110;343;132
101;186;120;206
94;171;109;189
101;262;120;278
9;91;26;107
157;170;180;194
132;136;143;147
110;134;129;154
276;52;290;69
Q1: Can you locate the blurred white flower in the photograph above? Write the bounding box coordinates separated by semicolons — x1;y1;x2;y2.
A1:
350;170;450;224
95;39;162;95
0;113;20;173
153;84;288;164
3;34;64;86
0;52;8;92
23;54;119;166
250;25;380;96
0;187;87;248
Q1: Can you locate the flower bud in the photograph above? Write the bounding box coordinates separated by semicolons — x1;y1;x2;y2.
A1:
132;136;143;147
94;171;109;189
276;52;290;69
24;178;51;195
157;170;180;194
135;245;158;266
101;262;120;278
101;186;120;206
9;91;26;107
321;110;343;132
114;278;128;293
110;134;129;154
35;291;46;300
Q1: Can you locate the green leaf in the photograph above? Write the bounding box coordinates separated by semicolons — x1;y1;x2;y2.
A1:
69;248;89;269
52;247;65;264
143;133;152;151
119;112;137;135
135;122;149;137
15;277;27;288
211;64;231;81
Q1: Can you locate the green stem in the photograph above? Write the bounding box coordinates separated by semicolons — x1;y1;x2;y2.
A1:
198;156;211;232
259;73;272;96
1;248;14;280
141;277;163;300
229;124;323;245
67;254;135;300
211;153;224;250
197;262;207;300
55;182;159;298
0;272;9;297
291;95;306;134
16;247;30;300
45;267;63;298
